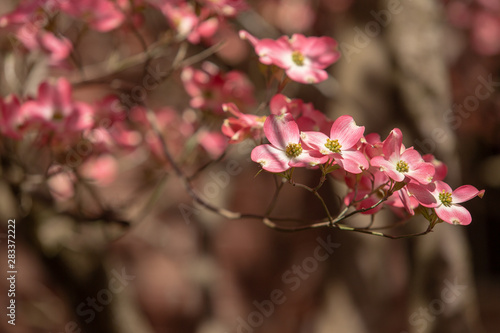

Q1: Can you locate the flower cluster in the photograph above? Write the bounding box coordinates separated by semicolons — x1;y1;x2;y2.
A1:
0;0;250;68
0;0;485;236
147;0;248;44
244;94;484;226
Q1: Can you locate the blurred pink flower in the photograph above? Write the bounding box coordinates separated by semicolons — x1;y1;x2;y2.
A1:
261;0;315;33
0;1;72;67
0;95;24;139
240;30;340;84
197;0;248;17
47;165;76;202
80;154;118;186
221;103;266;143
181;62;255;114
471;11;500;55
59;0;127;32
21;78;94;142
268;94;333;133
198;131;228;159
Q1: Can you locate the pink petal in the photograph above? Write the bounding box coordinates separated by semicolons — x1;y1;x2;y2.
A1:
383;128;403;159
329;115;364;149
452;185;482;204
407;182;437;207
251;144;290;173
400;148;424;165
54;78;73;115
434;180;453;194
293;35;340;68
407;162;435;184
264;113;299;149
270;36;296;64
398;188;416;215
289;149;328;168
296;116;316;132
269;94;290;116
239;30;260;47
370;156;405;182
300;131;329;152
222;102;243;117
285;65;328;84
423;154;448;181
435;204;472;225
337;150;369;174
358;195;384;214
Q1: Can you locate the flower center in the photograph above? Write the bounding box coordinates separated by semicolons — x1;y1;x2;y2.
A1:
52;110;64;121
256;116;267;123
396;160;409;173
439;190;453;207
285;143;303;158
291;51;305;66
325;139;342;153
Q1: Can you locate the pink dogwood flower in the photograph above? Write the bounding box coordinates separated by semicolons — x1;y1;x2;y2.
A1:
0;2;72;67
80;154;118;187
21;78;94;138
181;62;255;114
409;181;484;225
197;0;248;17
300;115;369;174
268;94;332;133
151;1;218;44
221;103;265;143
239;30;340;84
251;113;327;173
370;128;435;184
59;0;126;32
0;94;24;139
198;130;228;159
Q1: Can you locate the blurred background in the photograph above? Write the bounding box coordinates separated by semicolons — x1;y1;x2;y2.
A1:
0;0;499;332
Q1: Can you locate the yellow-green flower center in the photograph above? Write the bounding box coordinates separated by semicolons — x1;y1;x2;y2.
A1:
439;190;453;207
285;143;303;158
291;51;305;66
256;116;267;123
396;160;409;173
325;138;342;153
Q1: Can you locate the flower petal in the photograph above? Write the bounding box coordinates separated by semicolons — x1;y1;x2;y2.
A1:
370;156;405;182
251;144;290;173
285;65;328;84
400;148;424;165
293;35;340;69
269;94;291;116
435;204;472;225
289;149;328;168
330;115;364;149
434;180;453;194
383;128;403;159
452;185;483;204
407;162;435;184
337;150;369;174
264;113;300;149
407;182;437;207
300;131;330;153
